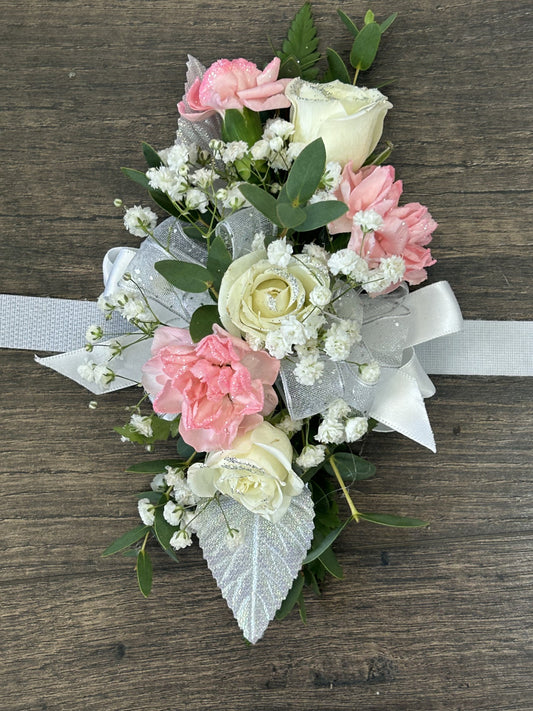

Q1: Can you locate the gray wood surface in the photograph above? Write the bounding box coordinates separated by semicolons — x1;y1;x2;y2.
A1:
1;1;532;709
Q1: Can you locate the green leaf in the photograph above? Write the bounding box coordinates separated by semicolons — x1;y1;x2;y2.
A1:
148;188;181;218
380;12;397;34
277;2;321;80
364;9;375;24
135;491;161;503
297;200;348;232
189;304;222;342
238;183;281;225
324;452;376;482
155;260;212;293
164;546;180;564
136;549;153;597
363;140;394;167
276;202;307;228
102;524;149;557
285;138;326;205
324;48;351;84
182;223;205;242
350;21;382;72
303;518;351;565
142;142;163;168
318;546;343;579
121;167;150;189
358;512;429;527
126;459;183;474
222;107;262;146
337;9;359;37
275;573;305;620
206;234;232;291
177;437;196;460
153;508;178;551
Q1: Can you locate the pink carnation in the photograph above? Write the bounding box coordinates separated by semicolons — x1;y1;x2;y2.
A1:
141;325;279;452
329;163;437;287
178;57;291;122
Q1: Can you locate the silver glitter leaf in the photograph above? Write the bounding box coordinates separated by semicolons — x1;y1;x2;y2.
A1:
194;488;314;644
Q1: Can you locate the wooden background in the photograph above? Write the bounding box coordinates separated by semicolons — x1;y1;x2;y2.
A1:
1;1;532;709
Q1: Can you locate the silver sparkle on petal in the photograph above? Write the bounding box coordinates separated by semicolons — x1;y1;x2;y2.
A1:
194;488;314;644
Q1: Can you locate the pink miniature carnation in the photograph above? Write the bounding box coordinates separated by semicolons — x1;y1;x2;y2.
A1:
329;163;437;287
178;57;291;122
141;324;280;452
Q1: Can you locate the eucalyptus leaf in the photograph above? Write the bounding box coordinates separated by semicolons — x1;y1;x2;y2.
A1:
337;9;359;37
318;545;343;579
303;518;351;565
358;512;429;527
148;188;181;218
285;138;326;205
350;21;382;72
189;304;222;342
325;48;351;84
238;184;281;225
155;260;212;293
177;437;196;460
206;234;232;291
102;524;149;557
142;142;163;168
127;459;183;474
121;167;150;188
298;199;348;232
136;549;153;597
380;12;398;34
276;202;307;228
325;452;376;482
153;508;178;551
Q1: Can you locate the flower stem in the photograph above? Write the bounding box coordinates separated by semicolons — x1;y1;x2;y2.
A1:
329;454;360;522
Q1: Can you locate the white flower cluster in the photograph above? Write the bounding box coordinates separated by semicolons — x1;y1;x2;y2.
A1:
295;444;326;469
250;119;300;171
328;248;406;292
316;399;368;445
138;466;200;552
123;205;158;238
77;360;115;388
97;289;153;325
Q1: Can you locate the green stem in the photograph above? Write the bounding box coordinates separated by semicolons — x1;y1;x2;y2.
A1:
329;455;360;522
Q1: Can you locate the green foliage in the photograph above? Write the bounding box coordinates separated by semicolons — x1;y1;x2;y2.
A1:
334;8;397;79
325;451;376;482
240;138;347;233
337;9;359;37
302;518;350;565
121;167;150;188
126;459;184;474
154;260;213;293
276;2;321;80
323;48;351;84
115;414;179;446
222;107;263;146
363;140;394;167
275;572;305;620
206;234;232;291
102;524;149;557
189;304;222;342
358;512;428;527
153;505;179;550
176;437;196;460
148;188;182;218
136;549;153;597
142;142;163;168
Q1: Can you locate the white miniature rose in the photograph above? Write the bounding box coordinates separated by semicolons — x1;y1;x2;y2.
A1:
217;249;329;341
285;78;392;169
187;422;304;523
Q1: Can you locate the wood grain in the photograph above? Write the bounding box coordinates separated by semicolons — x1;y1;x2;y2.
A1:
1;1;532;710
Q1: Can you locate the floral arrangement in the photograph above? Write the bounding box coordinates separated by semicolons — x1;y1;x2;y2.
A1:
72;5;445;643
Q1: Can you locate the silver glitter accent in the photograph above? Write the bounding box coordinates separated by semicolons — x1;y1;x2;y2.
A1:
194;488;314;644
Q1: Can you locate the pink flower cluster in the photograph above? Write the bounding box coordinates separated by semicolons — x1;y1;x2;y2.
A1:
141;325;279;452
178;57;291;121
329;164;437;286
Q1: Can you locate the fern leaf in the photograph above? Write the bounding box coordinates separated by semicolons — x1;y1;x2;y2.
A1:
277;3;321;80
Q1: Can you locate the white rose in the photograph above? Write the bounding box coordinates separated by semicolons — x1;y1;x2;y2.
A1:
187;422;304;523
218;249;329;341
286;78;392;169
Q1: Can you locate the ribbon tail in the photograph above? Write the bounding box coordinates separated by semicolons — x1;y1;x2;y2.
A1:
36;336;153;395
369;368;436;452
